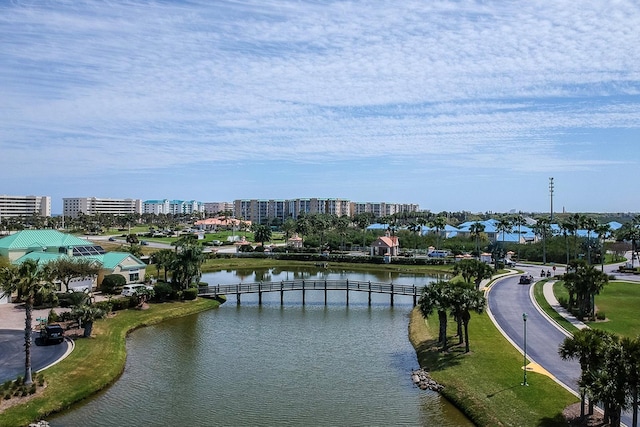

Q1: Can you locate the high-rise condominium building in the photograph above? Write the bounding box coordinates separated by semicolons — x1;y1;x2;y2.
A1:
63;197;142;218
142;199;205;215
0;195;51;218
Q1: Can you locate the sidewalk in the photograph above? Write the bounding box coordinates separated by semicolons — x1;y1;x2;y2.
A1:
542;280;588;330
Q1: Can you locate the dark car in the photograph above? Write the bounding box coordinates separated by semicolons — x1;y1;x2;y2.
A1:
518;275;533;285
42;324;65;344
108;237;116;241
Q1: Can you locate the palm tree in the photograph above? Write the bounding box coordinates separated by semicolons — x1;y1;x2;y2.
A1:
570;213;585;260
617;220;640;269
563;260;609;319
281;218;297;242
495;218;512;267
532;217;552;265
0;260;53;385
560;219;576;266
621;336;640;427
353;213;373;248
429;216;447;250
333;215;351;250
512;214;526;262
252;224;272;246
151;249;175;282
452;259;494;290
470;221;485;257
583;217;598;264
418;281;452;350
407;221;420;249
595;223;612;271
447;283;486;352
559;328;613;419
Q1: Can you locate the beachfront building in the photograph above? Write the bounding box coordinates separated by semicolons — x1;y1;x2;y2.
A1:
351;201;419;217
142;199;205;216
203;201;234;216
0;195;51;218
63;197;142;218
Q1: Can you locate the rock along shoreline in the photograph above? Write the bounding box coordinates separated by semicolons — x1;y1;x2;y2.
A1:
411;368;444;392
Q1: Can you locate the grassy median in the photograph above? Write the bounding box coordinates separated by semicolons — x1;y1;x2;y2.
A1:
0;298;220;426
409;308;578;426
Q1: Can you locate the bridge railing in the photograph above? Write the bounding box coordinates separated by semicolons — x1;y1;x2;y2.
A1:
198;280;428;296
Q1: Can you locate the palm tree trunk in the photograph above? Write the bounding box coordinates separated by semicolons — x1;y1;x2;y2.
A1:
438;310;447;350
463;317;470;353
24;298;34;385
632;387;638;427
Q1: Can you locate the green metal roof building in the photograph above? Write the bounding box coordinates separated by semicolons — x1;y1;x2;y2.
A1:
0;230;147;296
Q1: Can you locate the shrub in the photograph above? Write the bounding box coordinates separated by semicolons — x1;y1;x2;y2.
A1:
557;296;568;309
28;384;36;394
93;301;113;313
48;308;60;323
101;274;126;294
153;282;174;302
596;311;606;320
59;311;75;322
183;288;198;300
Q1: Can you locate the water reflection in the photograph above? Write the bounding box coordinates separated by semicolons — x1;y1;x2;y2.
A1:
208;266;450;286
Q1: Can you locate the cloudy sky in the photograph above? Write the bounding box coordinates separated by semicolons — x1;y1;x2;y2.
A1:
2;0;639;215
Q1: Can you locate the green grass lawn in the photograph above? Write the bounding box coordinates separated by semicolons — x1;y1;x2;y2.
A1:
0;298;220;427
586;280;640;337
533;280;580;335
409;309;577;426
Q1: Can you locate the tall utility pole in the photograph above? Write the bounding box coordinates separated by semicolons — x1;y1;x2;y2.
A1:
549;177;554;222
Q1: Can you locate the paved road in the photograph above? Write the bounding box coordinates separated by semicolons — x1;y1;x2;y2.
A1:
488;266;581;392
0;330;71;383
488;263;633;426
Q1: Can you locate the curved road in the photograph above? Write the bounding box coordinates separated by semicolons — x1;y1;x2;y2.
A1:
488;264;632;426
488;266;580;391
0;330;71;384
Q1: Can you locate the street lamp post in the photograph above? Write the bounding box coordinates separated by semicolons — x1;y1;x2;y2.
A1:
522;312;528;386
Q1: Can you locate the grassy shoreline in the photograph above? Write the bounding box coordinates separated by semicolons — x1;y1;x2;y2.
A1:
408;307;577;426
0;298;221;426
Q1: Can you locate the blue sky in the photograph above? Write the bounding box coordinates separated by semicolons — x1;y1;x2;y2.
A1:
1;1;639;215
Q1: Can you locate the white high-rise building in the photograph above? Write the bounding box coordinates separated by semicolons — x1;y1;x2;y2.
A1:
63;197;142;218
0;195;51;218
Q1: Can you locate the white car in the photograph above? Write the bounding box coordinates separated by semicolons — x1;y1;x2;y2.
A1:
121;284;153;297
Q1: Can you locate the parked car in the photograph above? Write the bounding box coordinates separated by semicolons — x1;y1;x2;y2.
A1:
212;240;223;246
108;237;116;241
518;275;534;284
140;240;149;246
121;284;154;296
503;259;516;267
42;324;65;344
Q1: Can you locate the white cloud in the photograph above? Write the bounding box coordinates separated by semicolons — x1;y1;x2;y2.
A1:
1;0;639;211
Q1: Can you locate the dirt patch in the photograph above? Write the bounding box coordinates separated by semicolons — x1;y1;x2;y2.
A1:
563;402;606;427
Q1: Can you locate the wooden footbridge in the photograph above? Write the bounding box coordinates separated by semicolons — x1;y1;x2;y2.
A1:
198;279;429;306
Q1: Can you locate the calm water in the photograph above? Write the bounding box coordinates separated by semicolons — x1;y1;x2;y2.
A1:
51;268;471;426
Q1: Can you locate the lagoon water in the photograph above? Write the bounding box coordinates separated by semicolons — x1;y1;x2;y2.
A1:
51;268;471;426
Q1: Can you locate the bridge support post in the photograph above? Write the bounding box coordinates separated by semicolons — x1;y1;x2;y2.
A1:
390;284;394;307
413;286;417;306
280;281;284;305
237;293;241;305
302;280;305;306
368;281;371;306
